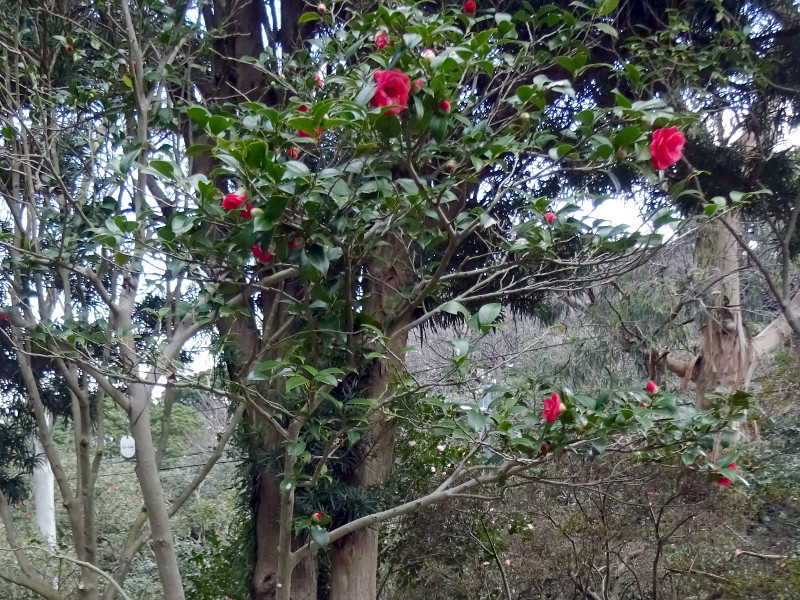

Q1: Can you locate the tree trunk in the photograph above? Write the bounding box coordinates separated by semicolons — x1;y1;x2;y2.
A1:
330;235;414;600
693;213;755;408
33;414;56;548
252;471;318;600
128;385;186;600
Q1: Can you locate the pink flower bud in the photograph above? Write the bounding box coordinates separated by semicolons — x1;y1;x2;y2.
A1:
375;31;390;49
411;78;424;94
646;380;658;394
317;3;326;12
439;99;451;114
544;211;555;225
464;0;477;14
423;48;435;62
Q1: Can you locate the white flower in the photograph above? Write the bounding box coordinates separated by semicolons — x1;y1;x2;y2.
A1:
437;444;446;452
430;466;436;473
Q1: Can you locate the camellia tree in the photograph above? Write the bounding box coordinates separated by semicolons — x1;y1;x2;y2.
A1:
0;1;763;600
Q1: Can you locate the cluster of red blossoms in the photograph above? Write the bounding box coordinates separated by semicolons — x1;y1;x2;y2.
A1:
221;189;273;263
717;462;737;486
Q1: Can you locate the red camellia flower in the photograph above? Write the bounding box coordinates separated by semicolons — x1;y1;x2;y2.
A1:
542;393;565;423
286;148;300;159
540;442;549;455
252;244;273;263
297;105;322;138
718;462;737;486
371;70;411;115
439;99;451;114
375;31;390;49
646;380;658;394
222;189;248;211
464;0;477;14
649;126;685;170
544;211;555;224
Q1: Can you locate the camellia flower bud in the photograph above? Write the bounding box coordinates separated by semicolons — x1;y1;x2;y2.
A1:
439;99;451;114
250;207;264;218
645;380;658;394
423;48;436;62
375;30;390;49
286;148;300;159
411;78;424;94
312;512;323;522
317;3;326;12
544;211;555;224
464;0;477;14
66;44;73;52
520;111;530;123
445;159;456;173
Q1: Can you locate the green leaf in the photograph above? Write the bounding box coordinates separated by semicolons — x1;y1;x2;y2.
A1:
149;160;174;178
286;375;309;392
613;126;643;149
120;149;139;175
186;107;210;126
283;160;311;180
681;450;699;466
403;33;422;49
355;83;377;107
450;339;470;357
298;11;320;23
314;372;339;386
597;0;620;16
310;525;330;548
287;441;306;456
595;22;618;38
441;301;469;318
466;407;487;431
303;245;330;275
208;115;231;135
477;303;502;326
